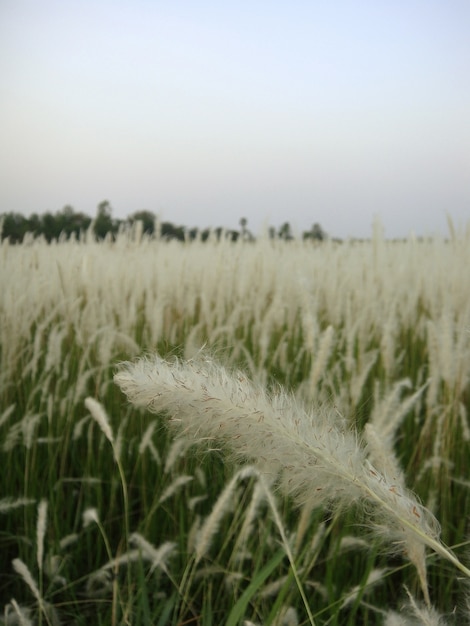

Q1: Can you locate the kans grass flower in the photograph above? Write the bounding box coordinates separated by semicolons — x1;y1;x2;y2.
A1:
115;354;470;603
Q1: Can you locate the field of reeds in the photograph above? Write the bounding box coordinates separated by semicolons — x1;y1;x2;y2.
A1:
1;221;470;625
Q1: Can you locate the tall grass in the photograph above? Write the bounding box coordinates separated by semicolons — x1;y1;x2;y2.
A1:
1;222;470;624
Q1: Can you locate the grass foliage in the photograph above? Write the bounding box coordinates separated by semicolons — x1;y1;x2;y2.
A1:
1;221;470;625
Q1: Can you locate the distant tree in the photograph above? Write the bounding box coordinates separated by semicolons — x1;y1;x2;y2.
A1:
0;212;28;243
303;222;327;241
239;217;254;241
41;211;62;241
213;226;240;241
36;206;91;241
1;206;93;242
160;221;185;241
200;228;211;242
54;205;78;239
28;213;41;236
278;222;293;240
225;229;240;242
94;200;116;239
61;204;74;218
127;210;157;236
68;209;92;237
187;227;199;241
2;205;334;244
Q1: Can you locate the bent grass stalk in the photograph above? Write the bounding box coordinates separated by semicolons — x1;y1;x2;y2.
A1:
257;471;317;626
114;354;470;608
6;599;34;626
36;499;48;619
11;559;53;626
84;397;131;624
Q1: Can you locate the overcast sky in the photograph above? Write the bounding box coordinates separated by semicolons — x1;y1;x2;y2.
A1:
1;1;469;239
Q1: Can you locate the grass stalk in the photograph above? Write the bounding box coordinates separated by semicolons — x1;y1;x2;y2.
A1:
257;472;316;626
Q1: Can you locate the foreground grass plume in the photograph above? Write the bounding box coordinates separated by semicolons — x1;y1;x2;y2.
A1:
114;354;470;604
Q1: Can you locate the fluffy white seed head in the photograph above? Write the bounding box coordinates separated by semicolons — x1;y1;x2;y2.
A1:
114;353;443;598
0;497;35;514
4;599;34;626
36;499;48;573
194;466;258;563
84;397;114;445
82;507;100;528
12;559;41;602
129;533;176;574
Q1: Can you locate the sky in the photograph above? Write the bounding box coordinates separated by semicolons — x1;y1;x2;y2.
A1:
1;0;469;239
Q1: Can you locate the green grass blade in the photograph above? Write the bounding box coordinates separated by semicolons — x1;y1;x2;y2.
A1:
225;549;285;626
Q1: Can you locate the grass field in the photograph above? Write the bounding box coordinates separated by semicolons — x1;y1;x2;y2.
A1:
1;222;470;625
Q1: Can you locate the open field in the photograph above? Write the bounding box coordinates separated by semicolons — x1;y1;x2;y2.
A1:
1;224;470;625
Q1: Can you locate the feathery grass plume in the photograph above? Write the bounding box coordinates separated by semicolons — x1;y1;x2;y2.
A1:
12;559;41;605
82;507;100;528
164;437;193;473
387;380;430;435
84;397;114;444
259;575;291;599
3;413;43;451
364;424;406;495
405;591;449;626
235;475;271;553
0;497;35;514
36;499;48;574
308;324;334;391
44;324;67;375
187;515;202;555
158;475;194;505
72;414;91;440
0;403;16;428
459;402;470;442
194;466;258;563
59;533;79;550
370;378;412;432
336;535;369;553
380;314;399;380
114;354;470;593
384;589;450;625
138;421;159;457
85;548;149;598
4;599;34;626
347;349;379;409
188;494;207;510
275;606;299;626
43;554;67;587
340;567;387;609
248;606;299;626
129;533;176;574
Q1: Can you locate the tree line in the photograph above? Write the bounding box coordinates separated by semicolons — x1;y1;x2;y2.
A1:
0;200;327;243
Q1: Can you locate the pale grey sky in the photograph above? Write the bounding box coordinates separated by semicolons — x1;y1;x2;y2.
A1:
1;0;469;238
